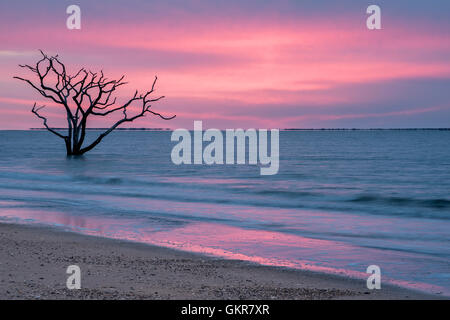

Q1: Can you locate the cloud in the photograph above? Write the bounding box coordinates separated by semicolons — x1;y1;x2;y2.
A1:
0;0;449;129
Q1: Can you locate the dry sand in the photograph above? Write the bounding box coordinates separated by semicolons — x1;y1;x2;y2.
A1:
0;222;442;300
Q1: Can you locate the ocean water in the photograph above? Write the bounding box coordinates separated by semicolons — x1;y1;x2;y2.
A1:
0;130;449;295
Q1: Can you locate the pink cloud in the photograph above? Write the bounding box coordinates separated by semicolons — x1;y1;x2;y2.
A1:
1;10;449;129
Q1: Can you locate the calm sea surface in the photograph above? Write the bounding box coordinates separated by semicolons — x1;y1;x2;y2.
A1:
0;130;449;295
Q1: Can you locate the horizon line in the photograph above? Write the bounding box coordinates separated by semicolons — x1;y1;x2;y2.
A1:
0;127;449;131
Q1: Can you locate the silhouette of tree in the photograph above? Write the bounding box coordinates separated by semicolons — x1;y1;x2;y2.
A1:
14;50;175;155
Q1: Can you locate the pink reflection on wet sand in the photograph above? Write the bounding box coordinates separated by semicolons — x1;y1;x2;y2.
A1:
0;205;446;296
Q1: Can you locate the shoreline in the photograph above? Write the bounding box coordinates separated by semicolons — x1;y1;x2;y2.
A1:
0;222;443;300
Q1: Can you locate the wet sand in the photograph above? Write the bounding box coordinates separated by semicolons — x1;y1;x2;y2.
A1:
0;222;441;300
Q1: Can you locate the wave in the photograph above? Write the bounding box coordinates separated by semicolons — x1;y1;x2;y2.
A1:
349;194;450;209
255;190;316;198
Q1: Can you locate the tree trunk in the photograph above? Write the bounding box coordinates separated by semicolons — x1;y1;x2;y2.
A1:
64;138;72;156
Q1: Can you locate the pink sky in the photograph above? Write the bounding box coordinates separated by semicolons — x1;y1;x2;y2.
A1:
1;0;449;129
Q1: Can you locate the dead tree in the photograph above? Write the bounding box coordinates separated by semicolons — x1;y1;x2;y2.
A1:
14;50;175;156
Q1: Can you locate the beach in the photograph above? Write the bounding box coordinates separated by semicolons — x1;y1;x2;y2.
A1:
1;0;450;304
1;130;450;298
0;222;439;300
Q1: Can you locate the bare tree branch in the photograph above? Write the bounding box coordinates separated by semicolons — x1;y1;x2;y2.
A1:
31;103;67;140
